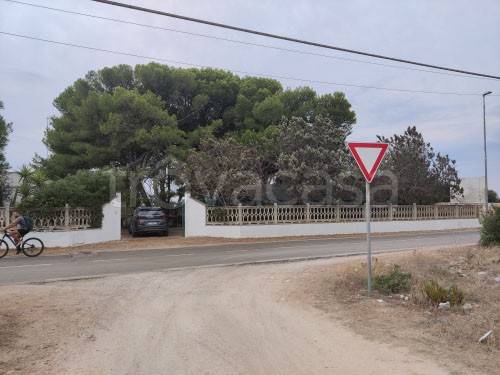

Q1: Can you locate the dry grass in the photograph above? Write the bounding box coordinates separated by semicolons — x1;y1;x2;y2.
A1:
292;246;500;375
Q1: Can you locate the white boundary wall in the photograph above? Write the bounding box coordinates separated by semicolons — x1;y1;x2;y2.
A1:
185;194;480;238
31;194;121;247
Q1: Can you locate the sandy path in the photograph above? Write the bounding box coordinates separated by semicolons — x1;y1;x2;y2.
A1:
2;260;451;374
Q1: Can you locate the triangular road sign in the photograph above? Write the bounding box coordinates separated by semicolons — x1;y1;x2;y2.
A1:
348;142;389;183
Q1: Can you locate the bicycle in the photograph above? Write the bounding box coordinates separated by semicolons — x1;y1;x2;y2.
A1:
0;230;45;258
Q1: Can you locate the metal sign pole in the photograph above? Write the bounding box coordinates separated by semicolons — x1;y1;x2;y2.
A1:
347;141;388;297
366;181;372;296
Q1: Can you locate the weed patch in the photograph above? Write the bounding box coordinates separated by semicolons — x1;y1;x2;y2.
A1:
374;265;412;294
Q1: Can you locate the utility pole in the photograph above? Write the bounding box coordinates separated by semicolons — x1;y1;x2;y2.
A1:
483;91;492;209
46;116;50;157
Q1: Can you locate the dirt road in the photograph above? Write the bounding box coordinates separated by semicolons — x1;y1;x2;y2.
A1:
1;259;454;374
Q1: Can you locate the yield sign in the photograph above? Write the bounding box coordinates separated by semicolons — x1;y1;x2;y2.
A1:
348;142;388;183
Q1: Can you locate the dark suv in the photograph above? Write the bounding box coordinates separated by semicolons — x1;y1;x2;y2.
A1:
129;207;168;237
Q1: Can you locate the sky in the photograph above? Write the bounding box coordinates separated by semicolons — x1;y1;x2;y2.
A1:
0;0;499;192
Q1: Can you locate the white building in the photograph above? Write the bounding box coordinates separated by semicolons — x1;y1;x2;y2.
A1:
451;176;486;204
3;171;21;207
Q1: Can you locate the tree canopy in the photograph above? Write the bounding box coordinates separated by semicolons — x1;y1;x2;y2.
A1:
181;137;259;206
182;116;355;205
0;100;12;202
42;63;356;180
488;189;499;203
378;126;462;204
275;116;351;204
42;84;183;177
32;63;464;208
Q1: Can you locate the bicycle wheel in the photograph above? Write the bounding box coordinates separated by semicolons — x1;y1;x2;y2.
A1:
0;239;9;258
22;237;44;257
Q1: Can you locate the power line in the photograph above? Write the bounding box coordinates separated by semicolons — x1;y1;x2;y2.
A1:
90;0;500;80
0;30;492;97
1;0;496;82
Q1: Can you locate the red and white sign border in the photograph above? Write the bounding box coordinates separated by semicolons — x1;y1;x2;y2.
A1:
348;142;389;183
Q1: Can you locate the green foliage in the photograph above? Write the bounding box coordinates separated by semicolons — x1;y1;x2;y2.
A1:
378;126;463;204
210;207;228;222
42;63;358;207
480;207;500;246
43;63;357;178
237;125;281;187
0;100;12;201
87;64;135;91
180;137;259;206
373;265;412;294
422;280;448;305
12;165;46;206
488;189;499;203
448;285;465;306
44;86;184;177
182;113;356;205
422;280;464;306
252;95;284;127
276;116;353;203
18;170;112;210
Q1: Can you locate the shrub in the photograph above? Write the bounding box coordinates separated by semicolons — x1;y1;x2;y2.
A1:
422;280;448;305
17;170;112;228
480;207;500;246
18;170;112;210
210;207;229;223
448;285;465;306
422;280;465;306
374;265;412;294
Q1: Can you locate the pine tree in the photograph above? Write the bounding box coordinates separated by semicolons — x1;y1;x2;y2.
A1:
0;101;12;202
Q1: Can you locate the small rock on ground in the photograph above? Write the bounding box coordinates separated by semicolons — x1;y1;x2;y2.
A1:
438;302;450;310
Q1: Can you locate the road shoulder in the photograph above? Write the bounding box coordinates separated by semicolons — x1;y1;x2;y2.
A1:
0;258;455;374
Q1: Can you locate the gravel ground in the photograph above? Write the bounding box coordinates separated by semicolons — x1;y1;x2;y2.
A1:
0;258;456;375
293;246;500;375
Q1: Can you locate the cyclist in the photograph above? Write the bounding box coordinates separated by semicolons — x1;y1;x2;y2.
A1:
4;210;29;248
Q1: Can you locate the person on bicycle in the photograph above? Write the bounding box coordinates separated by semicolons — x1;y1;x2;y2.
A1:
4;210;29;248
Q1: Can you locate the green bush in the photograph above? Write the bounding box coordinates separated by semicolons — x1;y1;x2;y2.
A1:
448;285;465;306
422;280;465;306
19;170;112;210
374;265;412;294
422;280;448;305
210;207;229;223
480;207;500;246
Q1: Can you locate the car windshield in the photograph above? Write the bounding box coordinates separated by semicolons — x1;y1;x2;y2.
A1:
138;209;163;218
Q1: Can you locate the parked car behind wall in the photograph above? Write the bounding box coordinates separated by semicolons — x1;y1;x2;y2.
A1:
128;207;168;237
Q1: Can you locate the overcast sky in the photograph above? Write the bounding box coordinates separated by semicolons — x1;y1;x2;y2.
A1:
1;0;499;192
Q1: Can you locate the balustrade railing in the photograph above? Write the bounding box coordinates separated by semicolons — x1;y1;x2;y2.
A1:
206;203;481;225
0;205;102;231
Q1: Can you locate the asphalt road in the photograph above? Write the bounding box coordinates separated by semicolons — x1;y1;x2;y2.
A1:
0;230;479;285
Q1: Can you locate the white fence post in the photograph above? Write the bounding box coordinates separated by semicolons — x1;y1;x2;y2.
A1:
273;203;278;224
306;203;310;222
412;203;417;220
237;203;242;225
64;203;70;229
389;203;393;221
434;204;438;219
455;204;460;218
335;204;340;222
